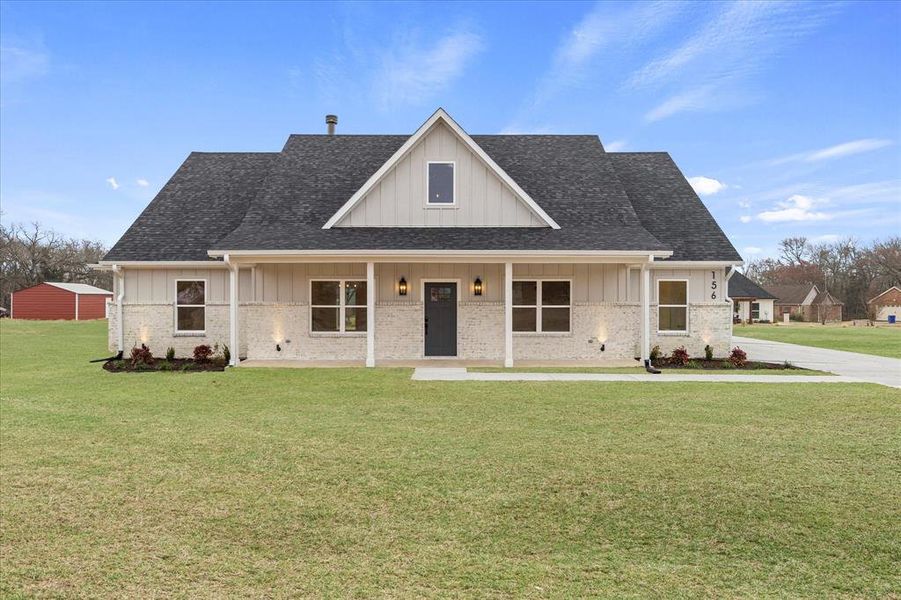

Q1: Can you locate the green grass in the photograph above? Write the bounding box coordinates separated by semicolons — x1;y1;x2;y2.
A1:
735;323;901;358
470;366;832;375
2;320;899;597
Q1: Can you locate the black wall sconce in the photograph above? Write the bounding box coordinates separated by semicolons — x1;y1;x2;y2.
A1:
398;277;408;296
473;277;483;296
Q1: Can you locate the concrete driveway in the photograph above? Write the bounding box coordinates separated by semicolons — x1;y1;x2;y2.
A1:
733;336;901;389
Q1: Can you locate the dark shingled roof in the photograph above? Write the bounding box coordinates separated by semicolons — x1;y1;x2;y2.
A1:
607;153;741;262
104;134;741;262
106;152;278;261
728;270;777;300
770;284;817;305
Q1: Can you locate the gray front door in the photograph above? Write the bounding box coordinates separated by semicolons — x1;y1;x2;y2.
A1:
424;282;457;357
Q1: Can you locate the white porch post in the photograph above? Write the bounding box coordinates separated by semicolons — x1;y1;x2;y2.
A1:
505;261;513;368
228;258;239;367
366;261;375;367
114;265;125;353
640;262;651;364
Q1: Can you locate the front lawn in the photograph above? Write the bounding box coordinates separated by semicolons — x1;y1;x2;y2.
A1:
1;320;899;597
735;323;901;358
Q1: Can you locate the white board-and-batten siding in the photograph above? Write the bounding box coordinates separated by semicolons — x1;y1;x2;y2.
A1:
335;122;546;228
121;264;725;306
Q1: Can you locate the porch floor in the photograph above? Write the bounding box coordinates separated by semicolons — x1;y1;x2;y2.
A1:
237;358;640;369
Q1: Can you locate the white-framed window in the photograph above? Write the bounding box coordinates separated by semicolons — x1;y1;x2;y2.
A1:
751;302;760;320
512;279;571;333
175;279;206;333
426;161;455;205
310;279;367;333
658;279;688;332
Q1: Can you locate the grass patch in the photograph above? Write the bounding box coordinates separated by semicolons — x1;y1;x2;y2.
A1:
735;323;901;358
471;366;832;375
1;319;899;597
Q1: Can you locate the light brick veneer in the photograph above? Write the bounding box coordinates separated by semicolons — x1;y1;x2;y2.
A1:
650;302;732;358
514;304;640;361
109;300;732;363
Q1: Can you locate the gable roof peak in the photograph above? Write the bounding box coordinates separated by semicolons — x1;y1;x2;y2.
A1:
321;108;561;230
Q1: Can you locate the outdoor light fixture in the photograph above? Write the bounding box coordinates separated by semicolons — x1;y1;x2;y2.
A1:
276;343;282;352
473;277;483;296
398;277;408;296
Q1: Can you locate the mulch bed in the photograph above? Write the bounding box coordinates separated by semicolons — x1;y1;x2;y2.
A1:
103;359;226;373
653;358;807;371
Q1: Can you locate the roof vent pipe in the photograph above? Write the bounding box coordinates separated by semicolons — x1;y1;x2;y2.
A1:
326;114;338;135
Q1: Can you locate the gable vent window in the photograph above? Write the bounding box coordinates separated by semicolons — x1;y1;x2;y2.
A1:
427;162;455;205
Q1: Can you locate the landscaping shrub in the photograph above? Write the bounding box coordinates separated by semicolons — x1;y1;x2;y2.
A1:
671;346;690;366
130;344;154;367
222;344;231;364
729;346;748;368
165;347;175;361
649;345;661;362
193;344;213;363
704;344;714;361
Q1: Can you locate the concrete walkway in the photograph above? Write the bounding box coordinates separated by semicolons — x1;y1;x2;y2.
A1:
733;336;901;389
411;367;861;384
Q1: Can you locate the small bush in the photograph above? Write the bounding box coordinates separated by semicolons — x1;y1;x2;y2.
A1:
649;345;661;362
704;344;714;361
720;360;735;369
671;346;690;366
729;346;748;368
783;360;795;370
222;344;231;364
685;360;702;369
158;361;172;371
130;344;154;367
193;344;213;363
165;347;175;361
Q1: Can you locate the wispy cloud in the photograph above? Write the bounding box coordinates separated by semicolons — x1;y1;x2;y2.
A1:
374;30;484;108
136;178;150;187
757;194;831;223
604;139;628;152
0;43;49;84
688;175;727;196
744;246;763;255
633;1;836;121
739;215;753;223
767;139;893;165
105;177;120;190
506;1;687;130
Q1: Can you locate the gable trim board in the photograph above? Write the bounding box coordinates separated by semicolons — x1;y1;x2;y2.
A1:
322;108;561;230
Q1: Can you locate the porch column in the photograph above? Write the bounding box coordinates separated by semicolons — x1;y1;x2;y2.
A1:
366;261;375;367
505;261;513;368
640;263;650;364
228;261;239;366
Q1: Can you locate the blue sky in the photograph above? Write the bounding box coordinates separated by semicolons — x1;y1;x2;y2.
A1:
1;0;899;260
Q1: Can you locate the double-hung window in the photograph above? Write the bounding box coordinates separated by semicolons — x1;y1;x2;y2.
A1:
658;280;688;332
427;162;455;205
512;280;571;333
311;280;367;333
751;302;760;320
175;280;205;333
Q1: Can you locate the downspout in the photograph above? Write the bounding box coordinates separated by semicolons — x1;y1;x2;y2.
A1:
224;253;239;367
112;265;125;354
725;266;737;331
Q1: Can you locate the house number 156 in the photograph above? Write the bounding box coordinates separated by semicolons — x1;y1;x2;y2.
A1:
710;270;717;300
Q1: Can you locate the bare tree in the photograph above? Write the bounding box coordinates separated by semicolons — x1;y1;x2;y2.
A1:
0;221;112;309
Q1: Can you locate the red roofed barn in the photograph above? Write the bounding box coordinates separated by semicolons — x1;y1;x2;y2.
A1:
10;282;113;320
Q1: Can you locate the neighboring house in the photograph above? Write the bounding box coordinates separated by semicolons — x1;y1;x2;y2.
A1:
770;283;843;323
97;109;742;367
10;282;113;320
728;270;776;323
867;286;901;322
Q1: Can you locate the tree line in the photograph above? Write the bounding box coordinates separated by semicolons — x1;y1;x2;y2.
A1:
745;236;901;320
0;221;112;309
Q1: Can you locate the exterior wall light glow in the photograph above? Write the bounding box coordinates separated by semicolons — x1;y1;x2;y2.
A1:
398;277;408;296
473;277;483;296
